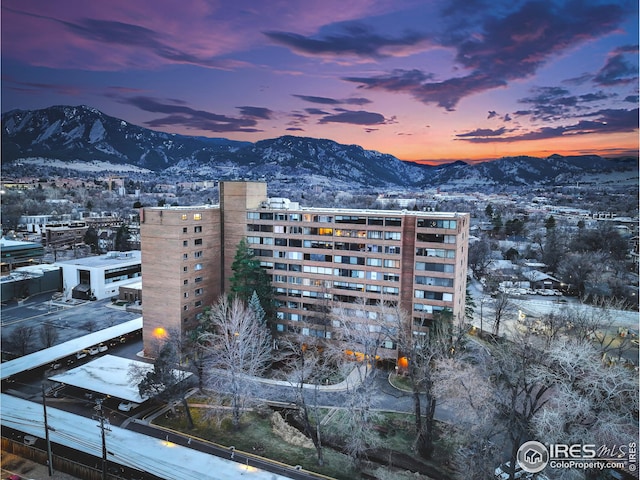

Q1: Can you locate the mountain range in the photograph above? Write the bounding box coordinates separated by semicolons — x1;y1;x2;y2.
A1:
2;105;637;189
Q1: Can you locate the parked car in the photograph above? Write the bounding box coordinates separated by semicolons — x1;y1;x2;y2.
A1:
88;346;100;355
118;401;139;412
98;344;108;353
76;350;88;359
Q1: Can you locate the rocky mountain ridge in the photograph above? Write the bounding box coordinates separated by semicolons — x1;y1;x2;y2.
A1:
2;105;636;189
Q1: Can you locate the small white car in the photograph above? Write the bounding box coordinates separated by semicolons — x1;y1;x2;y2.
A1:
88;346;100;355
118;402;139;412
98;344;108;353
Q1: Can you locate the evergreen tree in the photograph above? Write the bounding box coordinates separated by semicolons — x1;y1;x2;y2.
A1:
544;215;556;230
115;225;131;251
229;238;274;321
83;226;99;253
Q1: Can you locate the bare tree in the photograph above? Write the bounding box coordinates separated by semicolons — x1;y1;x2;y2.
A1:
199;296;273;429
394;305;467;459
532;339;638;451
491;292;512;336
468;237;493;279
278;337;331;466
328;300;390;467
9;325;34;356
39;322;59;348
435;352;501;480
489;331;552;480
130;332;195;428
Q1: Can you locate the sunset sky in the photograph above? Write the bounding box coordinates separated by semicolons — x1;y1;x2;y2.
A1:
2;0;638;164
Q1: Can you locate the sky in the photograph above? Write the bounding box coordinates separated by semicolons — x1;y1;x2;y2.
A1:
1;0;638;164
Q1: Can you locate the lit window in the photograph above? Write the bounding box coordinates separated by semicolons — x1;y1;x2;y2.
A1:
194;263;203;270
193;213;202;220
181;214;188;220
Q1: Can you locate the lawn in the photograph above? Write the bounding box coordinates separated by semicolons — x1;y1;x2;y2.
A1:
154;401;455;480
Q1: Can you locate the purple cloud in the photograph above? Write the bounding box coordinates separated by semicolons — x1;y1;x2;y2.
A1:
265;22;430;59
456;127;509;138
345;1;631;110
124;96;262;133
457;108;638;143
593;44;639;86
293;94;371;106
236;106;273;119
317;109;388;125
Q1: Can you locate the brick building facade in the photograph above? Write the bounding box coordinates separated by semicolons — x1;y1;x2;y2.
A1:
141;181;469;359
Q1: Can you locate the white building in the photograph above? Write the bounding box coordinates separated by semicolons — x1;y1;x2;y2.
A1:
55;251;141;300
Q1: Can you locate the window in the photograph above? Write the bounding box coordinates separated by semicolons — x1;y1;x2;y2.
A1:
181;214;188;220
384;231;401;241
385;217;402;226
183;253;188;260
195;276;203;283
194;251;203;258
183;279;188;285
194;263;203;270
367;258;382;267
384;259;400;268
194;226;202;233
183;305;189;311
417;219;457;229
183;227;188;233
183;266;188;272
183;240;188;247
193;213;202;220
194;238;203;245
195;288;203;296
195;300;202;307
184;292;189;298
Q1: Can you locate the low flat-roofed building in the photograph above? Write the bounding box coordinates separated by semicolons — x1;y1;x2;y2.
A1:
55;251;141;301
0;237;45;274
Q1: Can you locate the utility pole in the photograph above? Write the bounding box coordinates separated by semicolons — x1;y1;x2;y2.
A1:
93;398;110;480
41;384;54;477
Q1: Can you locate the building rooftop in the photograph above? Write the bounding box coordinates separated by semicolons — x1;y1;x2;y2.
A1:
55;250;141;268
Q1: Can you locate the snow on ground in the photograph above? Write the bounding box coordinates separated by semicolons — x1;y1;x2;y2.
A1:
49;354;191;403
1;394;293;480
16;157;151;173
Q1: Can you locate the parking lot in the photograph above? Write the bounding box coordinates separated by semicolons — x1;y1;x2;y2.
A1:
1;292;141;359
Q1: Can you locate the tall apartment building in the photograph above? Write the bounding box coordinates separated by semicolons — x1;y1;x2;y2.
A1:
140;181;469;360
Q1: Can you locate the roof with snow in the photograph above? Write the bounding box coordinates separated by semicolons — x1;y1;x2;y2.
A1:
49;354;191;403
1;394;294;480
54;250;141;269
0;318;142;380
